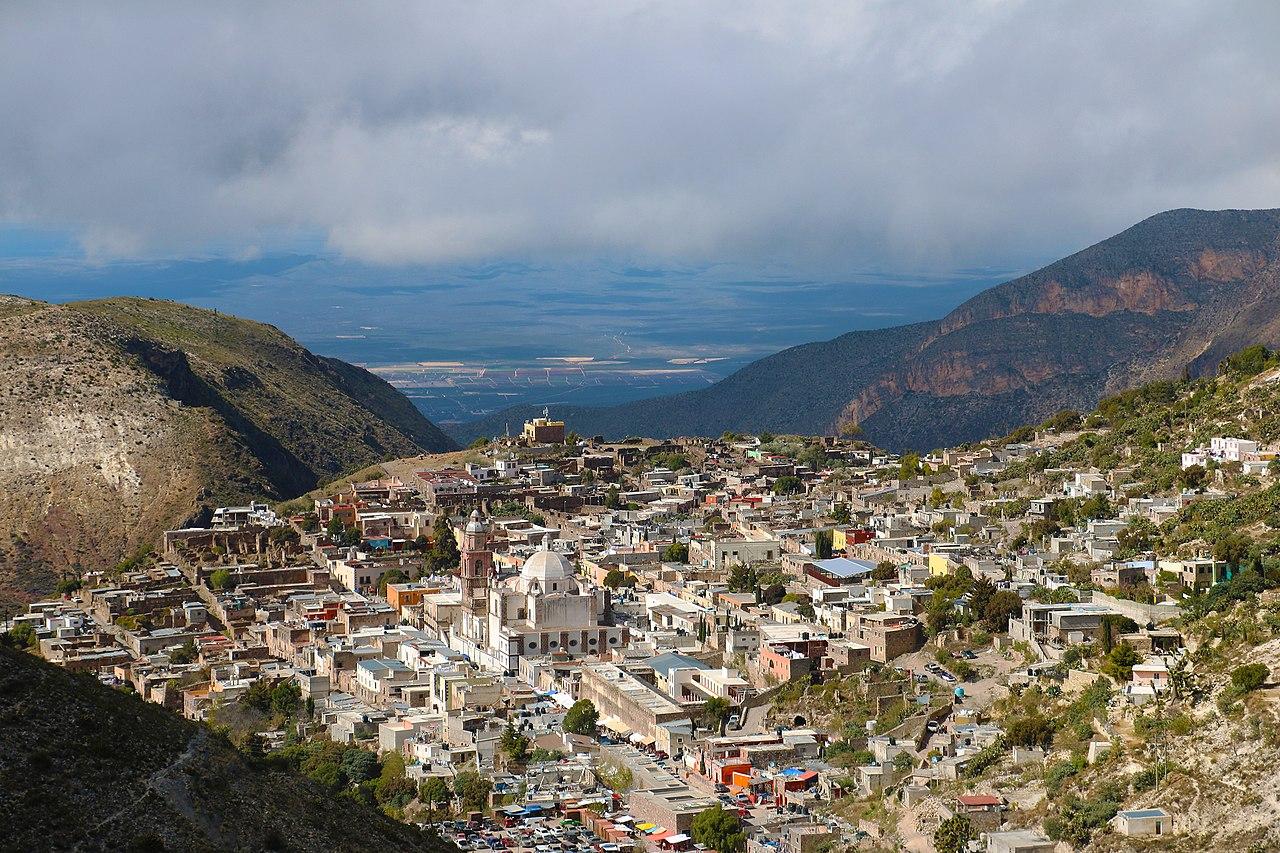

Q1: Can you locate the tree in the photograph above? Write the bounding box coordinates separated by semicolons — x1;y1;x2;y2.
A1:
419;776;452;817
1102;641;1141;682
662;542;689;563
933;815;974;853
702;697;732;732
1007;714;1054;748
1098;614;1139;654
169;639;198;665
1231;663;1269;693
813;529;833;560
983;591;1023;632
564;699;599;735
604;487;622;510
424;514;461;574
1116;518;1158;557
378;567;407;594
899;452;920;481
1213;533;1251;571
727;564;758;594
270;680;301;717
968;577;996;618
603;569;635;589
833;503;850;525
691;807;746;853
2;623;37;650
371;753;414;809
772;476;803;495
55;576;82;596
341;749;379;786
1178;464;1208;492
500;719;530;763
871;561;897;582
1079;495;1114;521
209;568;233;591
454;769;492;812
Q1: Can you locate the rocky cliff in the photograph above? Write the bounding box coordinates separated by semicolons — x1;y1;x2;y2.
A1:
451;208;1280;450
0;297;456;612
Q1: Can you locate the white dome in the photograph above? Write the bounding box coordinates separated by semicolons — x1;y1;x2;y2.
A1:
521;549;574;583
465;509;485;534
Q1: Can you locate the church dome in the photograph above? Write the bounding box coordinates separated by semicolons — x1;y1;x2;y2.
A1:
465;509;485;534
521;549;575;583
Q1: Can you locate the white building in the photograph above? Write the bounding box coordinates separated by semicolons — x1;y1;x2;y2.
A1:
450;530;626;675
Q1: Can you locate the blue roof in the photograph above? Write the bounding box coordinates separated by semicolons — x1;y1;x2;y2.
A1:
645;652;709;681
1119;809;1168;818
812;558;875;579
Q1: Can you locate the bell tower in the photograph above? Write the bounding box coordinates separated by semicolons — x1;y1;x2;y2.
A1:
460;509;493;611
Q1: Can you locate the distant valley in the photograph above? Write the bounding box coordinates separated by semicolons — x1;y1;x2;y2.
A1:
453;208;1280;451
0;256;1008;424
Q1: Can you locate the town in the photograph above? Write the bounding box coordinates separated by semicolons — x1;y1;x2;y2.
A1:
10;365;1280;853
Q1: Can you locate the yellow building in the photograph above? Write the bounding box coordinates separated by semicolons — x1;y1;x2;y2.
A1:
928;553;953;577
522;409;566;444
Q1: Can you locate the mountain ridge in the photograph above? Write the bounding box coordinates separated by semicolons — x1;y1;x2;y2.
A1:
0;296;456;612
450;208;1280;449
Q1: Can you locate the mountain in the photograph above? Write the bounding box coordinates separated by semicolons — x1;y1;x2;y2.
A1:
0;296;456;611
0;645;443;851
450;208;1280;450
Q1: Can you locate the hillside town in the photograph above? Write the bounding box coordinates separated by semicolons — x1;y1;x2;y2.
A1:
11;360;1280;853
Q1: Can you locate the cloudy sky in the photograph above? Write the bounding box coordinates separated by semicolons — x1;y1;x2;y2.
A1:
1;1;1278;270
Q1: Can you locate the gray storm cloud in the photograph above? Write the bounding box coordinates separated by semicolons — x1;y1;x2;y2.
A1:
1;0;1278;267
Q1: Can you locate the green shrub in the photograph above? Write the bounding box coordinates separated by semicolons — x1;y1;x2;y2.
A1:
1231;663;1269;693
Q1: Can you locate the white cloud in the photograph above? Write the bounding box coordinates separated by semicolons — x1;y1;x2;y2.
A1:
0;1;1277;268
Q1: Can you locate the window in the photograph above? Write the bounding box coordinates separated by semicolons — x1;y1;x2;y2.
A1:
609;637;618;644
569;639;578;648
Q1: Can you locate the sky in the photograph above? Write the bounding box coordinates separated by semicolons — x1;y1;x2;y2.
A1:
1;1;1278;272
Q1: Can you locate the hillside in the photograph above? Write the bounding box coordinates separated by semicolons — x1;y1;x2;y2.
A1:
451;208;1280;451
0;296;455;611
0;645;443;851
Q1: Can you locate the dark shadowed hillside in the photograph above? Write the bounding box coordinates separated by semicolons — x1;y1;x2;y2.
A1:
0;645;445;851
451;208;1280;451
0;296;456;612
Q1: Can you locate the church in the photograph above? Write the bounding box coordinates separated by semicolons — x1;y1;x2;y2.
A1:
449;510;626;674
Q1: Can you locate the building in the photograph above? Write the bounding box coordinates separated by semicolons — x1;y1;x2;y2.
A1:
451;542;625;674
689;538;781;573
955;793;1004;831
459;510;495;611
852;612;922;663
523;411;566;445
984;830;1055;853
628;784;720;835
1114;808;1172;838
577;661;691;753
804;557;875;587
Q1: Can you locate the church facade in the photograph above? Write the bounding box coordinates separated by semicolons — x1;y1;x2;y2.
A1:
450;510;626;674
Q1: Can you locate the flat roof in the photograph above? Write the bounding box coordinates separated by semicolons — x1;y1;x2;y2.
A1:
812;558;875;578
